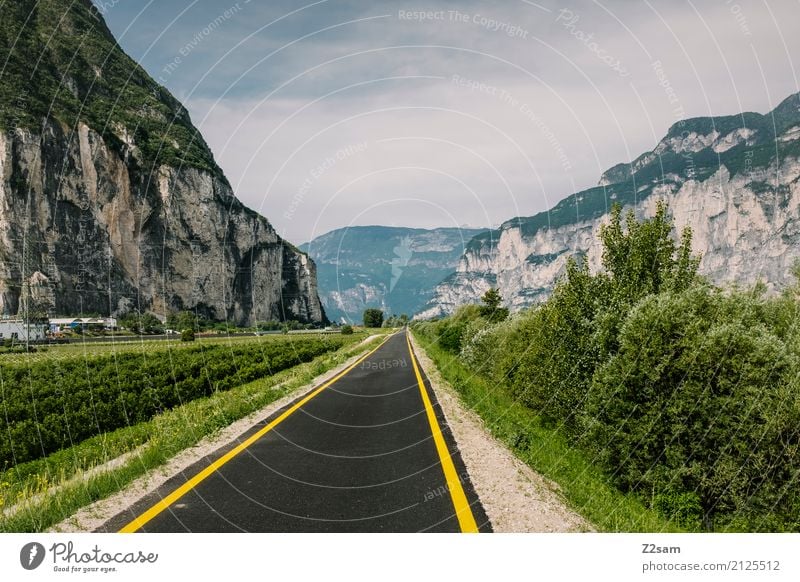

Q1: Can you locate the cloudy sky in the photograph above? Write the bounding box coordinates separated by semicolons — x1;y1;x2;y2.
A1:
95;0;800;244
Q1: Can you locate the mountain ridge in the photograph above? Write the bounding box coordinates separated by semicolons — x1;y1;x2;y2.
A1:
419;91;800;318
301;225;486;323
0;0;325;324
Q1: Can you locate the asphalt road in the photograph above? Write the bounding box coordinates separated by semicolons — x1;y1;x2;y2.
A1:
102;331;491;533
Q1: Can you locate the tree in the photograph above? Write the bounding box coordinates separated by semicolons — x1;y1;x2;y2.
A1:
363;308;384;328
167;310;203;332
340;324;354;335
121;312;164;335
502;201;702;432
139;312;164;335
479;288;509;322
180;328;195;342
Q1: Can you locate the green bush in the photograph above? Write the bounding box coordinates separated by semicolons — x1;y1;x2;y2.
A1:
340;325;354;335
433;305;481;353
363;308;384;328
180;329;195;342
494;202;701;432
586;286;800;531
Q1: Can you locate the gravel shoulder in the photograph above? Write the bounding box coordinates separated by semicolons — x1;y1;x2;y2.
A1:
409;333;592;533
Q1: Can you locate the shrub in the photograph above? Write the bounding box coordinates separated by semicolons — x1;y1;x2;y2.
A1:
340;325;354;335
180;329;195;342
433;305;481;353
586;286;800;531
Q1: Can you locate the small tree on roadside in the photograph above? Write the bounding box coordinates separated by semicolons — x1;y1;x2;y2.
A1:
340;324;354;335
181;328;195;342
363;308;384;328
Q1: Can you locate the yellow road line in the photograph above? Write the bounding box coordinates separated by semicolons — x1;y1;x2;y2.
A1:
119;334;392;533
405;333;479;533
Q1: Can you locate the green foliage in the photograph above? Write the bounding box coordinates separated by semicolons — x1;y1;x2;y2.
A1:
362;308;384;328
422;305;482;353
0;337;346;469
497;202;702;431
180;329;195;342
0;333;379;532
418;204;800;531
340;325;354;335
0;0;222;176
586;286;800;531
413;330;679;532
653;492;703;531
167;311;206;332
382;314;410;328
479;288;509;323
119;312;164;335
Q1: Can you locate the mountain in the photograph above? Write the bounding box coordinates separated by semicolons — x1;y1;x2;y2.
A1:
419;92;800;319
0;0;325;324
301;226;486;323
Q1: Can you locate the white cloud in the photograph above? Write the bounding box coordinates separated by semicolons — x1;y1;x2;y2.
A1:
113;0;800;244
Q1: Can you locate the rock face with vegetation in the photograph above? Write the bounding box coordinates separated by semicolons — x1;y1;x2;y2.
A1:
0;0;325;325
301;226;485;323
419;92;800;318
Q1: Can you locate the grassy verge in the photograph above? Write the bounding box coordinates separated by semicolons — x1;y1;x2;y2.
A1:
413;331;681;533
0;333;386;532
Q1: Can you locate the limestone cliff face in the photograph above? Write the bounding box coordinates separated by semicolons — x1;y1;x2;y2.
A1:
418;93;800;319
0;0;325;324
0;121;325;324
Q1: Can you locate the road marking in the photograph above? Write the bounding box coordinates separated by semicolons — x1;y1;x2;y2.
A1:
119;334;393;533
406;333;479;533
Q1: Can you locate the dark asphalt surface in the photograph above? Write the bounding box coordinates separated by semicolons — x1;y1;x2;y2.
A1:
101;331;491;532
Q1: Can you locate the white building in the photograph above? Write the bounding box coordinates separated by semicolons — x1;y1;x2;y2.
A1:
49;317;117;333
0;319;48;342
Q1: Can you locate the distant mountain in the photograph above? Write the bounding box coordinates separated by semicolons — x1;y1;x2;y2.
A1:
0;0;325;324
419;92;800;319
301;226;486;323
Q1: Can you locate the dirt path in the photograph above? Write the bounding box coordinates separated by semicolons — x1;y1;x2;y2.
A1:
409;334;592;533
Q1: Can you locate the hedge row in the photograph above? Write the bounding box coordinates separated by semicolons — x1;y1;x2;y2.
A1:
0;338;345;468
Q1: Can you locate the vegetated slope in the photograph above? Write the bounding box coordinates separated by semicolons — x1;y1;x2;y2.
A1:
301;226;486;323
419;92;800;318
0;0;325;324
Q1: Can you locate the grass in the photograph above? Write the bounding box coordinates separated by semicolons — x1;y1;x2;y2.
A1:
0;332;386;532
412;331;681;533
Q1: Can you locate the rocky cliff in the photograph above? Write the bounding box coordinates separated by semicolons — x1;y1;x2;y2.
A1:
0;0;325;324
301;226;486;323
418;92;800;319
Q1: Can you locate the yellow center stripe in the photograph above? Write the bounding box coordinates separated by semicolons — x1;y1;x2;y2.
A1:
119;335;392;533
405;333;479;533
